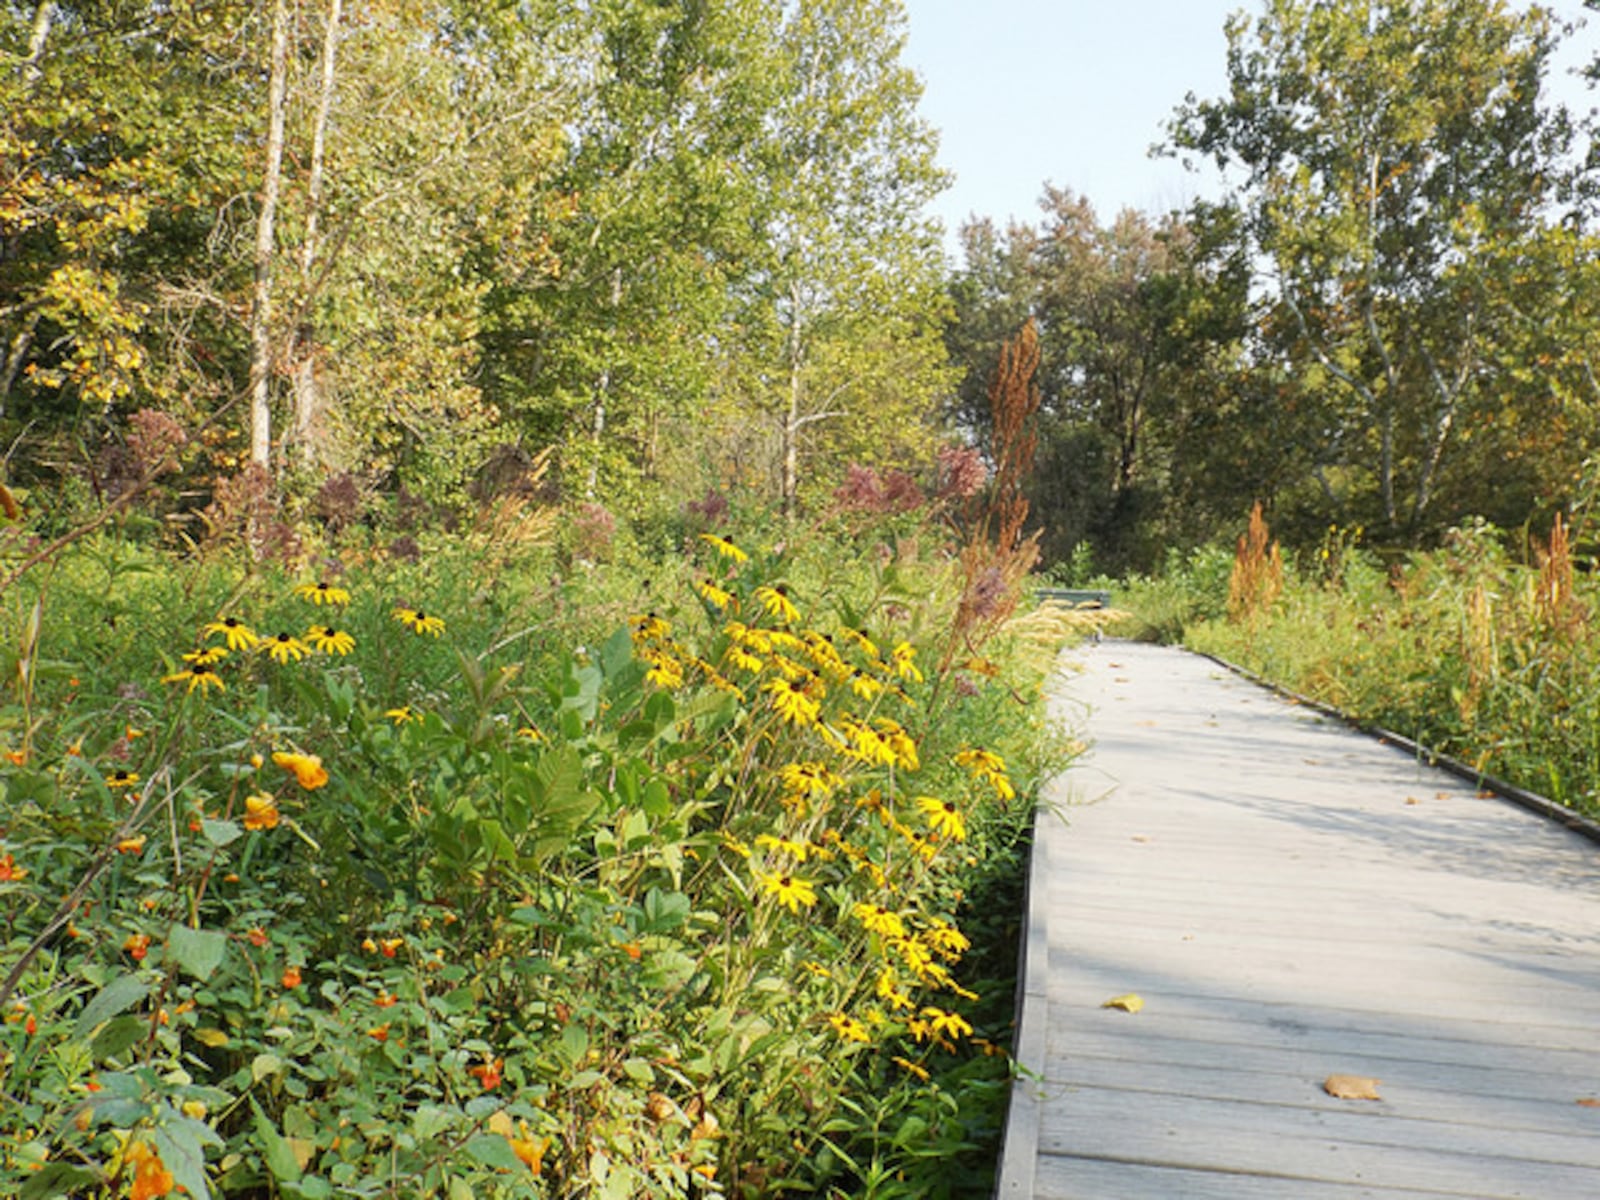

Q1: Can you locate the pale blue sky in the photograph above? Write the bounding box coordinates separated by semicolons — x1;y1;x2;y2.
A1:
901;0;1598;255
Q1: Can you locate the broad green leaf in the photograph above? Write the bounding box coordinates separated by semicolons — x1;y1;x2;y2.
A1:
73;974;149;1040
168;924;228;981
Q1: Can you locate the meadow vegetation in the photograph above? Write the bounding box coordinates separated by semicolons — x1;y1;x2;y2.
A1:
0;478;1082;1199
1112;507;1600;822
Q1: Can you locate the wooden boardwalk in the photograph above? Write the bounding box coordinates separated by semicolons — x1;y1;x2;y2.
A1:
997;642;1600;1199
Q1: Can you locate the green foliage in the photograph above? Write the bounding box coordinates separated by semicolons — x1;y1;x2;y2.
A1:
0;510;1077;1197
1121;514;1600;818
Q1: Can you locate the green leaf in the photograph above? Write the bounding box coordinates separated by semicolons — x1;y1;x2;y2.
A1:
200;818;242;847
253;1100;303;1184
641;887;689;932
153;1122;212;1200
89;1015;146;1062
168;924;228;981
641;779;672;819
464;1133;524;1172
72;974;149;1040
20;1163;103;1199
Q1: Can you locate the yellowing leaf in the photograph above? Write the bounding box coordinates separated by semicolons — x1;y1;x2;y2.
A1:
486;1111;515;1136
1323;1074;1381;1100
1101;993;1144;1013
193;1027;229;1047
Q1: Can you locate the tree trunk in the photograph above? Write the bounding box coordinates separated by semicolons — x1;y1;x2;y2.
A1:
292;0;342;472
248;0;291;471
782;285;804;520
22;2;53;86
585;266;623;499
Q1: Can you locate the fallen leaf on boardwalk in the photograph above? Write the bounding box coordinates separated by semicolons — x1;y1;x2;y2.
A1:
1477;790;1494;799
1323;1074;1381;1101
1135;719;1159;727
1130;834;1150;843
1115;677;1131;683
1303;758;1322;766
1405;796;1420;806
1102;994;1144;1013
1435;792;1450;799
1577;1097;1600;1108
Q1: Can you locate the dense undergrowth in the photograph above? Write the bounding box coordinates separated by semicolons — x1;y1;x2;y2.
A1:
1111;514;1600;821
0;499;1082;1199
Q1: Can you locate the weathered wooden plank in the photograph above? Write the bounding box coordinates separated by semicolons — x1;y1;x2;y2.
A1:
1037;1087;1600;1195
997;640;1600;1199
1035;1156;1509;1200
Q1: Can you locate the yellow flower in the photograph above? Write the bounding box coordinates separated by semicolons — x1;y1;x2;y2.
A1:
273;751;329;790
916;796;966;841
892;1055;931;1081
0;853;28;882
876;970;915;1012
875;718;920;771
697;578;736;610
955;747;1006;774
263;631;310;664
516;724;545;742
827;1012;870;1043
759;871;817;914
726;646;765;675
393;606;445;636
305;625;355;655
700;532;748;562
126;1141;176;1200
762;678;820;726
848;670;883;699
243;793;281;831
205;616;259;650
801;960;832;980
295;580;351;606
890;641;924;684
780;761;842;800
921;1005;973;1041
164;661;226;694
116;835;147;855
106;768;140;789
852;903;906;939
755;833;809;862
630;612;671;643
182;645;228;666
385;706;418;725
924;918;971;959
753;584;799;624
641;647;685;689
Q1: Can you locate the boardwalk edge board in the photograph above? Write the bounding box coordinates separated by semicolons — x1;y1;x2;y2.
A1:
992;799;1055;1199
1192;648;1600;848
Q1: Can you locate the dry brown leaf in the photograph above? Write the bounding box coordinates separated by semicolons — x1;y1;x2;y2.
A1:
1435;791;1450;800
1130;834;1150;843
1323;1074;1381;1101
1405;796;1421;806
1577;1097;1600;1108
1101;993;1144;1013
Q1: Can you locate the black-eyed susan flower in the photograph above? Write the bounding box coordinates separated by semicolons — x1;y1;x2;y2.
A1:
163;660;225;694
726;645;765;674
385;706;418;726
272;751;329;790
700;532;748;563
393;606;445;636
105;768;140;789
697;578;735;610
242;793;281;831
294;580;351;606
892;1055;931;1081
755;833;809;862
921;1005;973;1041
827;1012;870;1043
630;612;671;643
876;970;915;1012
641;647;684;689
753;584;799;624
263;631;310;664
204;616;259;650
759;871;817;914
762;678;819;726
182;646;228;667
305;625;355;655
852;902;906;939
890;641;924;684
924;917;971;959
875;718;920;770
916;796;966;841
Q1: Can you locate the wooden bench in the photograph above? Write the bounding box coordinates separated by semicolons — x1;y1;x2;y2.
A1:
1035;587;1112;609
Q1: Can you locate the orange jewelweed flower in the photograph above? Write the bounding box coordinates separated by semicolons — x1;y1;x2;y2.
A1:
282;965;303;989
367;1023;391;1041
124;933;151;961
0;853;27;882
273;751;328;790
469;1056;504;1091
242;793;281;831
116;835;147;855
4;748;26;766
126;1141;176;1200
246;927;269;948
374;990;397;1008
378;937;404;958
